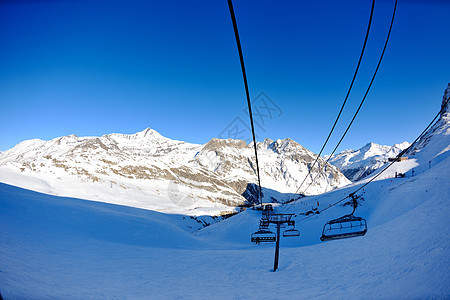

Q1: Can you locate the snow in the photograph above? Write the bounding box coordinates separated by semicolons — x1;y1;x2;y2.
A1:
1;97;449;299
0;128;350;218
1;149;449;298
327;141;411;181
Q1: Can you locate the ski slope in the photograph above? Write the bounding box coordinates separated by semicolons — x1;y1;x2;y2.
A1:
1;151;449;299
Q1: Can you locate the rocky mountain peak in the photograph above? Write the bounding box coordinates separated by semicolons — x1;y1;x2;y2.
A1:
0;127;352;213
267;138;304;154
260;138;274;148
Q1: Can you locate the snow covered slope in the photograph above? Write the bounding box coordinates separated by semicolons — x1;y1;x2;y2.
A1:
327;141;410;181
0;132;448;298
1;97;449;298
0;129;350;215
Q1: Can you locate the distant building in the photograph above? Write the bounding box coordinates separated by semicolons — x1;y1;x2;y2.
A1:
388;157;408;162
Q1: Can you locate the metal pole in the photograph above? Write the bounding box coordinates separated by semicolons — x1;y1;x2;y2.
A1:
273;221;281;272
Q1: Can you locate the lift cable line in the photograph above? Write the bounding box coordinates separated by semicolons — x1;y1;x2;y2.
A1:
289;0;376;201
227;0;263;204
280;0;397;214
299;0;398;198
293;94;449;225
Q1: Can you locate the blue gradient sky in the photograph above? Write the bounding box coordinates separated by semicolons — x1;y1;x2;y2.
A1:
1;0;449;153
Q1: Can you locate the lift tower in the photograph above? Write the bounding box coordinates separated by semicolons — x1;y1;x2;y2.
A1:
267;214;297;272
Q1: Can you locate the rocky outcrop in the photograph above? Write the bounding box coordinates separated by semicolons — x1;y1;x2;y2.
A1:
0;128;351;211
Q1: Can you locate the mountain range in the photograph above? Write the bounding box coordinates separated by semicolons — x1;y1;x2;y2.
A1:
326;141;410;181
0;129;350;216
1;88;449;299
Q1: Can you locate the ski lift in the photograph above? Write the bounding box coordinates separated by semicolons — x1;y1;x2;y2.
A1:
320;194;367;241
251;229;276;243
263;204;274;211
283;228;300;237
262;204;274;216
282;220;300;237
253;203;274;212
260;218;270;228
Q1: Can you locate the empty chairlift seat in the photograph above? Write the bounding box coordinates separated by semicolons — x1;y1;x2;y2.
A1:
251;229;276;243
283;228;300;237
320;215;367;241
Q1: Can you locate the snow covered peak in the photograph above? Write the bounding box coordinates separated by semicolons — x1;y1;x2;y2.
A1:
259;138;274;148
358;142;394;158
328;141;411;181
134;127;162;139
9;138;46;152
266;138;305;154
361;142;377;150
394;141;410;150
104;127;166;141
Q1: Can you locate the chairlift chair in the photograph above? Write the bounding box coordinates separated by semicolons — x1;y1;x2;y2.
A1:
260;219;270;228
251;229;276;243
283;228;300;237
320;215;367;241
263;204;274;211
320;193;367;241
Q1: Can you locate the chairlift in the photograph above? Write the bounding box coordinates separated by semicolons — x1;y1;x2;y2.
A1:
260;219;269;228
263;204;274;211
253;203;274;212
283;228;300;237
262;204;274;216
282;219;300;237
251;229;276;243
320;215;367;241
320;193;367;241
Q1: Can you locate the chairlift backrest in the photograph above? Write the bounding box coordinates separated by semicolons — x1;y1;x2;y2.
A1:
283;228;300;237
320;215;367;241
251;229;276;243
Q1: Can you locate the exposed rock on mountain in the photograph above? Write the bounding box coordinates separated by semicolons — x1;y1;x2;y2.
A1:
0;129;350;215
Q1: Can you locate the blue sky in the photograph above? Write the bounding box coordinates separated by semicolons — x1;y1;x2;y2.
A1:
1;0;449;154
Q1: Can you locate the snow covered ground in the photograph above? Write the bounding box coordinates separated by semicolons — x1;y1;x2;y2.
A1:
1;98;449;299
1;151;449;299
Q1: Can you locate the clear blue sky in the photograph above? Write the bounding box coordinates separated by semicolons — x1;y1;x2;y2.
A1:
1;0;449;154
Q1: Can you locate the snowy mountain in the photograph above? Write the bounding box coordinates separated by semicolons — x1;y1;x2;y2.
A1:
1;95;449;298
193;137;349;201
404;86;450;168
0;129;350;216
327;141;410;181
